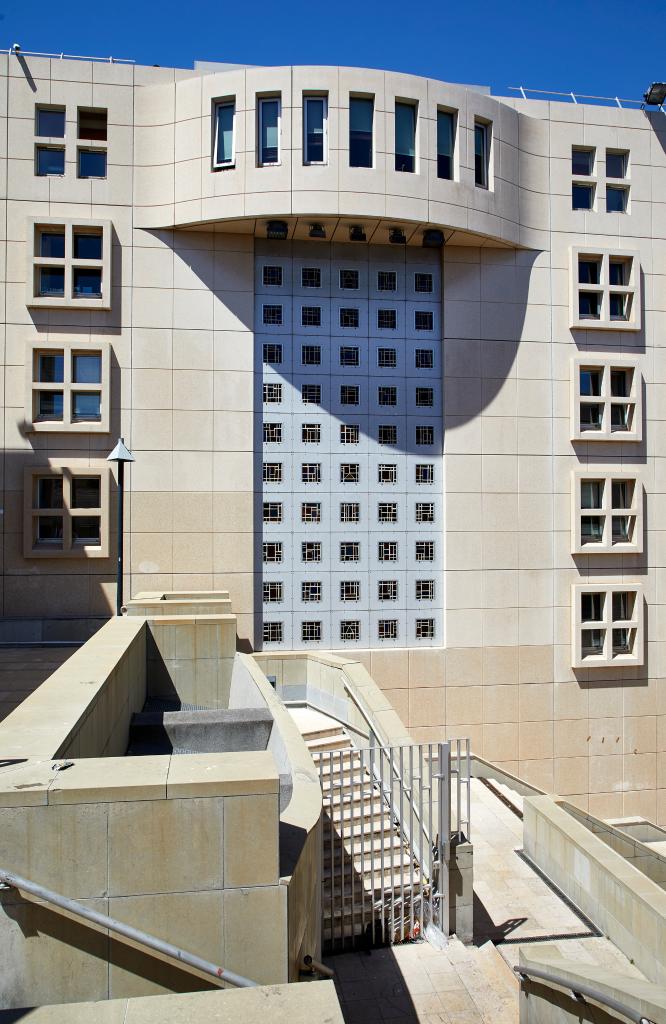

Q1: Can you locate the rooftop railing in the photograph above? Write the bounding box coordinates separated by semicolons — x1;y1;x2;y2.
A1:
7;47;134;63
508;85;649;109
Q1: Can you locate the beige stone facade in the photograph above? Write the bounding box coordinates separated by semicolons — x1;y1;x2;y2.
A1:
2;54;666;821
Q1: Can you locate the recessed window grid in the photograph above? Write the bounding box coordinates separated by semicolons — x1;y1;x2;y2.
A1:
28;344;108;433
340;346;360;366
263;582;283;603
302;384;321;404
378;541;398;561
572;470;642;553
340;307;360;328
341;385;360;405
263;422;282;443
340;621;360;641
263;463;282;483
378;464;397;484
262;542;283;563
416;580;435;600
378;619;398;640
340;463;360;483
571;248;640;329
378;502;398;522
263;304;283;325
378;581;398;601
415;349;434;369
302;463;321;483
301;621;322;642
263;622;283;642
378;271;397;291
340;268;360;290
29;219;109;309
302;542;322;562
416;426;434;446
416;387;434;407
572;582;643;667
416;541;435;561
415;502;435;523
25;467;108;557
301;344;321;365
415;619;435;639
263;343;283;364
301;502;321;523
378;386;397;406
378;348;397;368
340;424;360;444
340;503;360;523
572;357;640;442
263;502;283;523
415;311;434;331
263;382;282;404
340;581;360;602
301;423;321;443
416;464;434;484
263;265;283;287
377;308;397;330
301;581;322;601
340;541;360;561
301;306;322;327
378;425;397;446
414;272;433;293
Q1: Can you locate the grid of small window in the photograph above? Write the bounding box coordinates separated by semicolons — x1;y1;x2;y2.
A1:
301;267;321;288
340;580;360;602
414;273;433;293
378;424;397;446
378;348;397;368
302;581;322;601
415;349;434;369
302;423;321;443
301;306;322;327
378;502;398;522
378;271;397;291
340;503;360;523
263;304;283;325
263;463;282;483
378;581;398;601
415;502;435;523
340;307;360;328
416;619;435;639
263;266;283;287
378;541;398;561
302;384;321;404
263;502;283;523
416;426;434;446
263;542;283;563
263;581;284;603
340;620;360;641
340;541;360;561
301;502;321;523
416;464;434;484
263;383;282;404
378;386;397;406
263;422;282;443
340;346;359;366
378;619;397;640
415;311;434;331
340;424;360;444
415;387;434;407
341;385;360;405
263;621;283;642
416;580;435;600
301;621;322;642
340;463;360;483
301;345;321;365
415;541;435;561
377;309;397;330
263;343;283;364
302;463;321;483
340;269;359;289
302;541;321;562
378;464;397;484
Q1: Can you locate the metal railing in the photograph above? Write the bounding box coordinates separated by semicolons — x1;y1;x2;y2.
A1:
508;86;646;109
7;47;135;63
514;964;655;1024
0;868;256;988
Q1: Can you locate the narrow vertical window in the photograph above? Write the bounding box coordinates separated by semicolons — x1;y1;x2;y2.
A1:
259;97;280;166
349;97;373;168
437;109;455;180
474;120;490;188
304;96;327;164
395;101;416;173
214;101;235;168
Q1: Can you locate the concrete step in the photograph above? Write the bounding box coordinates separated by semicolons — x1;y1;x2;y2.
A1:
306;733;353;753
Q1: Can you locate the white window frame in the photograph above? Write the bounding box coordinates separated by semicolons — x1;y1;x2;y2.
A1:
570;246;641;331
570;355;641;442
571;581;644;668
213;99;236;170
303;95;328;166
571;468;643;554
258;96;281;167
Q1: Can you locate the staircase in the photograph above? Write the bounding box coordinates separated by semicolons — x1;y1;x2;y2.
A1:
291;708;425;952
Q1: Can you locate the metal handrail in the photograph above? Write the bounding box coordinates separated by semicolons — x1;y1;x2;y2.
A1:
514;964;655;1024
7;48;135;63
508;86;645;108
0;869;256;988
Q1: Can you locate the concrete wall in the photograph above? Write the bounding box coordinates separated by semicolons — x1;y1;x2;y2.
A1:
562;800;666;889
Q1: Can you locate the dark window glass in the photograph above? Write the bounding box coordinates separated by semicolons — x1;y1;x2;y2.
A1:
260;99;280;164
415;349;434;369
215;103;235;165
36;147;65;176
437;110;455;179
340;269;359;289
36;516;63;542
72;516;100;543
395;102;416;172
78;108;107;141
609;294;628;320
72;477;100;508
263;343;282;364
414;273;433;293
474;123;489;187
580;369;602;396
73;233;102;260
263;266;283;287
72;393;101;421
37;353;64;383
39;268;64;297
72;353;101;383
40;232;65;258
578;260;600;284
610;369;630;397
606;186;627;213
37;478;63;509
572;183;594;210
73;268;102;297
340;307;359;328
37;392;63;419
304;97;326;163
579;292;601;318
377;348;396;368
606;151;627;178
571;148;594;176
580;403;603;430
609;261;628;286
340;346;359;366
377;309;397;330
36;107;65;138
349;97;373;168
78;149;107;178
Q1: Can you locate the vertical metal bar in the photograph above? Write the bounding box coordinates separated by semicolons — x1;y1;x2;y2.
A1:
428;743;433;931
399;745;405;942
418;743;425;936
339;748;345;950
456;738;462;841
328;748;334;952
350;747;355;950
359;747;366;943
379;743;386;946
409;744;415;940
369;743;376;948
466;738;471;841
388;745;395;945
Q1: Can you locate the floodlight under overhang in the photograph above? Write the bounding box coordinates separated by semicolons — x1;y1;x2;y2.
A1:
644;82;666;106
422;229;444;248
389;228;407;244
349;225;366;242
309;223;326;239
266;220;289;240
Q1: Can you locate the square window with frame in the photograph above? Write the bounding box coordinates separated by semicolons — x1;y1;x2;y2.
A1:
340;268;360;290
416;540;434;561
416;426;434;446
378;464;397;484
378;580;398;601
340;307;360;328
301;580;322;602
301;423;321;443
416;579;435;600
341;385;360;406
36;106;66;138
25;464;109;558
606;186;628;214
340;541;360;561
302;463;322;483
263;462;282;483
340;463;360;483
78;108;107;141
377;270;397;292
263;382;282;404
378;502;397;523
340;580;360;602
27;343;109;433
340;620;360;641
572;582;643;667
416;618;435;639
340;424;360;444
263;265;283;287
301;267;321;288
263;304;283;326
572;183;595;210
263;501;283;523
377;348;397;368
301;502;321;523
414;310;434;331
263;621;284;643
301;344;321;365
414;272;433;293
302;541;322;563
78;149;107;179
340;346;359;366
377;308;397;330
378;619;398;640
571;147;595;176
415;349;434;369
301;306;322;328
301;620;322;642
340;503;360;523
415;502;435;523
378;424;397;446
302;384;321;404
262;541;283;563
571;248;640;330
378;385;397;406
36;146;65;176
606;149;628;179
416;463;434;484
263;343;283;364
378;540;398;561
415;387;434;408
571;356;641;442
263;581;283;603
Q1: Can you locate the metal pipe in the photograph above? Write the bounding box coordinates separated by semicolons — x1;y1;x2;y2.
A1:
0;868;256;988
302;955;335;979
514;964;654;1024
116;458;125;616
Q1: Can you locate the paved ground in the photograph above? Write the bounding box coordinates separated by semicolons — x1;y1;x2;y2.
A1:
0;647;78;723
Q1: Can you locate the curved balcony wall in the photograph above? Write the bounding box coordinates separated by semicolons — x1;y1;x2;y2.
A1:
133;66;548;248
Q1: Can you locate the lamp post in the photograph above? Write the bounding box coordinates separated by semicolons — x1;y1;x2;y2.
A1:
107;438;135;616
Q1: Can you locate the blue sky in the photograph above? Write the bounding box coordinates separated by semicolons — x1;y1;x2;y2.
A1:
8;0;666;102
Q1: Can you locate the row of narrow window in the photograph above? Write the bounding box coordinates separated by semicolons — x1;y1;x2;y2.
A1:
263;540;436;561
262;500;435;522
263;384;435;406
263;424;435;445
262;267;434;291
263;464;435;485
264;580;436;601
263;345;434;369
262;306;434;330
263;619;436;642
215;96;491;187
